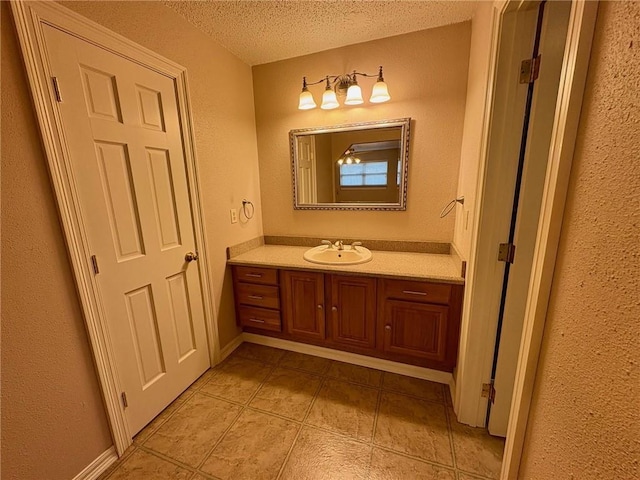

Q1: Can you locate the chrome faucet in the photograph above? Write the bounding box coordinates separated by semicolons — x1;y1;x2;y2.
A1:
335;240;344;251
351;241;363;250
321;240;334;249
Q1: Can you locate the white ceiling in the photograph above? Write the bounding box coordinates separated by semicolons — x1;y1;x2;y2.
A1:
163;1;477;66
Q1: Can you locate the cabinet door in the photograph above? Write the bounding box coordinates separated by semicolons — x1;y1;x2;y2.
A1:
330;275;377;349
281;270;325;340
382;300;448;362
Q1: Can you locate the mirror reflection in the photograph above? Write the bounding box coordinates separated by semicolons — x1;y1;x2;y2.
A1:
290;118;410;210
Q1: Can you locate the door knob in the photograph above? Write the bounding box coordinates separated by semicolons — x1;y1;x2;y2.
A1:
185;251;199;262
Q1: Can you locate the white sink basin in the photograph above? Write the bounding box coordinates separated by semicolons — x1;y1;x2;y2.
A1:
303;245;373;265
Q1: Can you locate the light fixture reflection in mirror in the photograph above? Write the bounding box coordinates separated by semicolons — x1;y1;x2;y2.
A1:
290;118;411;211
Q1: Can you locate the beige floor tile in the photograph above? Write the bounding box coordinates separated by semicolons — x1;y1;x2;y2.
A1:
279;426;371;480
187;368;218;393
106;449;191;480
97;446;138;479
369;448;457;480
375;391;453;466
457;473;493;480
144;393;241;467
306;378;378;441
200;409;299;480
134;389;194;444
249;367;321;420
448;408;504;479
200;356;272;404
278;350;331;375
232;342;285;364
382;372;445;403
326;361;383;387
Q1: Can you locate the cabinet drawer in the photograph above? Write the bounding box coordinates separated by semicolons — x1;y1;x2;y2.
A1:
239;306;281;332
382;278;452;305
234;266;278;285
237;283;280;309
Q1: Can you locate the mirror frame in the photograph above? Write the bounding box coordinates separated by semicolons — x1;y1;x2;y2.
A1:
289;118;411;211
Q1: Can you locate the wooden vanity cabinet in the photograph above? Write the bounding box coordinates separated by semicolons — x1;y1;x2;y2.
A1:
281;270;326;340
232;265;463;372
328;275;377;350
378;278;464;371
232;266;281;332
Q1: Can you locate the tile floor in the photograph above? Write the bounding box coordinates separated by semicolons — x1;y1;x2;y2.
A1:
99;343;504;480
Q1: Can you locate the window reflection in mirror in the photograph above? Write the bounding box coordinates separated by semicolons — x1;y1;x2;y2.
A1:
290;118;410;210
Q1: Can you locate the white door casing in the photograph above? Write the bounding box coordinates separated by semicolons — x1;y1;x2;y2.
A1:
43;25;210;436
11;1;220;454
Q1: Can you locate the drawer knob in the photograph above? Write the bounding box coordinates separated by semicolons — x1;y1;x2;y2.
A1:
317;304;323;310
245;273;262;278
332;306;338;312
248;295;263;300
385;325;392;331
249;318;265;323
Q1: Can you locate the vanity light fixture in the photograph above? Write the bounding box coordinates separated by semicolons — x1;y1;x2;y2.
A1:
298;66;390;110
337;149;361;165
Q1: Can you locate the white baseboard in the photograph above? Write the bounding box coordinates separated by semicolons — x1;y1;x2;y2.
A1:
72;446;118;480
243;333;453;385
218;334;244;363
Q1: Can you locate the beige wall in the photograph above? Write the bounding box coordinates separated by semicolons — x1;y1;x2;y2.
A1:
1;1;262;478
253;23;471;242
520;1;640;477
453;1;494;259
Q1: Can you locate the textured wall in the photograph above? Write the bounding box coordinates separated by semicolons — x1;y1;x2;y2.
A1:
1;3;113;478
453;1;494;259
1;1;262;478
520;1;640;478
253;23;470;242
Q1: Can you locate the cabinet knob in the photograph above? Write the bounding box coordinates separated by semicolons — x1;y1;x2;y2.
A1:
385;325;392;331
332;306;338;312
317;304;323;310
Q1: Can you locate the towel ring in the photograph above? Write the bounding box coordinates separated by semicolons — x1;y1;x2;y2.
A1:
242;199;255;220
440;196;464;218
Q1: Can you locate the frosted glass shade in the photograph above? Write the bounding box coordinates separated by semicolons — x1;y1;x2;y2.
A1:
370;80;391;103
298;90;316;110
344;84;364;105
321;89;339;109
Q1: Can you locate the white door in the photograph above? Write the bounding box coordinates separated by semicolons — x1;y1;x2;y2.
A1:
296;136;317;204
43;25;210;435
488;0;572;436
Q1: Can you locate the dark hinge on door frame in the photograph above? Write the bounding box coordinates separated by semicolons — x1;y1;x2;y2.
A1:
482;381;497;404
498;243;516;263
91;255;99;274
519;55;542;84
51;76;62;102
121;392;128;408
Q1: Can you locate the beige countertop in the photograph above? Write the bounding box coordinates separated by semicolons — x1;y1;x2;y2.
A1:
227;245;464;285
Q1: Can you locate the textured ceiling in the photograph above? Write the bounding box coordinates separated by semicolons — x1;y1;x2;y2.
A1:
163;1;477;65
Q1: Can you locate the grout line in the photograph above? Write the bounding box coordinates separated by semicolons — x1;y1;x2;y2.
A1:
372;444;459;472
275;374;327;480
194;361;277;472
365;385;385;478
444;397;459;472
99;445;138;480
136;445;219;479
133;389;196;446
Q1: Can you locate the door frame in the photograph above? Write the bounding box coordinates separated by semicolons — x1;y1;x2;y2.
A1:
11;1;221;455
452;0;597;478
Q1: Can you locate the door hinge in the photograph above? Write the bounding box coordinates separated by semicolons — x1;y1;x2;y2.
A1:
498;243;516;263
90;255;100;274
482;382;496;404
121;391;128;408
519;55;541;84
51;76;62;102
